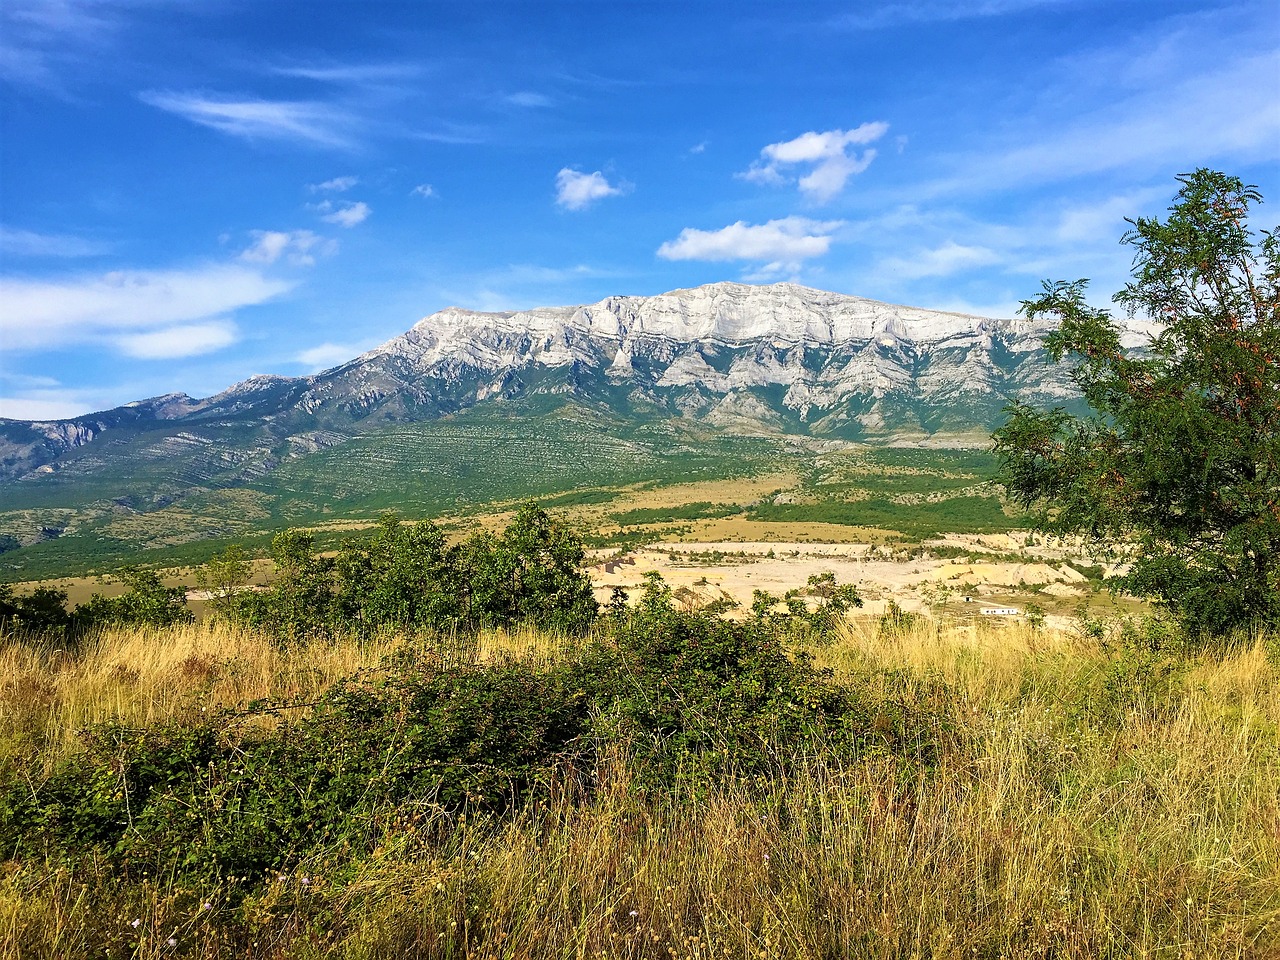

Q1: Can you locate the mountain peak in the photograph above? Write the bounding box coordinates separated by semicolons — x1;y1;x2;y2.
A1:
0;282;1075;483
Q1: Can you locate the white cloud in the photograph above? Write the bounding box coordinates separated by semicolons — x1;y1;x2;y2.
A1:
272;62;423;84
1053;187;1169;244
318;201;370;227
411;183;437;199
555;168;625;210
657;217;844;263
918;296;1025;320
139;91;355;148
311;175;358;192
0;264;291;352
240;230;334;266
296;339;379;371
0;393;99;421
116;321;239;359
741;124;889;203
0;226;110;257
880;240;1002;279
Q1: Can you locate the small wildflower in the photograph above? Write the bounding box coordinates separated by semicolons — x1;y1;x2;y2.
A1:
201;902;212;910
130;919;141;929
167;938;177;947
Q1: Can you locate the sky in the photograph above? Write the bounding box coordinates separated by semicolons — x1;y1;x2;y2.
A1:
1;0;1277;420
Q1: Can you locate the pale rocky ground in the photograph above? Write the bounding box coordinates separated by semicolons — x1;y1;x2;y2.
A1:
587;535;1130;631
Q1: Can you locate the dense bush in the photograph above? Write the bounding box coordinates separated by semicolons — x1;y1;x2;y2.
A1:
0;572;939;887
71;567;194;631
1;568;191;645
0;583;72;637
216;502;598;640
0;654;593;882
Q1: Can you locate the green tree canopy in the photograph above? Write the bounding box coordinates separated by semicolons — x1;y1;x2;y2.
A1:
993;169;1279;636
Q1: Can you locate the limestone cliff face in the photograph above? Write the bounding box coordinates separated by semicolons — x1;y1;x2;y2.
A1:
322;281;1077;435
0;282;1089;482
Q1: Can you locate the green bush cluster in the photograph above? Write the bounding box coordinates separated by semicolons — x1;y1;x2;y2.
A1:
213;502;598;641
0;567;191;645
0;571;933;888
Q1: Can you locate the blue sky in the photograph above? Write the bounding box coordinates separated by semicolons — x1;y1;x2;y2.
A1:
1;0;1277;420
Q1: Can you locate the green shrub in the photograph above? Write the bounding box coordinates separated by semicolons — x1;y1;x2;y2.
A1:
71;568;193;631
0;652;593;883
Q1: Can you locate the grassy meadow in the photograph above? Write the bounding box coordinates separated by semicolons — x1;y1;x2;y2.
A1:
1;613;1277;959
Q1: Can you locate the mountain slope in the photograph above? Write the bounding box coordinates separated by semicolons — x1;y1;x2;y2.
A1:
1;282;1077;483
0;281;1091;567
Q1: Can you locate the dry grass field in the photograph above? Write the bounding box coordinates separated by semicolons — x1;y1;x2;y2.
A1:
0;613;1277;959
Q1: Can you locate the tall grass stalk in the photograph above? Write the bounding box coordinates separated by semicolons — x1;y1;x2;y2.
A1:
1;619;1277;958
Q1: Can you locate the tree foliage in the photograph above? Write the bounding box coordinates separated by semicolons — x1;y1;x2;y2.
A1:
993;170;1280;636
72;567;194;630
215;502;598;640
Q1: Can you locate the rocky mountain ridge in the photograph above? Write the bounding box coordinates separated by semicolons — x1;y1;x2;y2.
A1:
1;281;1085;485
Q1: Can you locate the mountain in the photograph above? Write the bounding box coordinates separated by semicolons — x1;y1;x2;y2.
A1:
2;282;1076;479
0;281;1090;569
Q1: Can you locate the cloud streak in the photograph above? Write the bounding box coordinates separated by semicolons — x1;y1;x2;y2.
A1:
319;201;370;227
240;230;335;266
0;264;291;352
657;217;844;266
834;0;1071;30
0;226;111;257
117;320;239;359
140;91;357;148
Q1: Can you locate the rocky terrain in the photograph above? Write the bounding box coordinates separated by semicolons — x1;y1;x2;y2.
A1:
0;281;1085;485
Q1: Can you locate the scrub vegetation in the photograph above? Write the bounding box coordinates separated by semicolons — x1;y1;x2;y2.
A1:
0;559;1277;957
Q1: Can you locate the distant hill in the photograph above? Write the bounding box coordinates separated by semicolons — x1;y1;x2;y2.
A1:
0;281;1089;574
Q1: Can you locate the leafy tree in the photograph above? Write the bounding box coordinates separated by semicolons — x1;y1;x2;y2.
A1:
73;568;193;630
331;512;463;634
993;170;1279;636
234;529;334;640
193;543;252;619
0;584;72;637
461;502;598;633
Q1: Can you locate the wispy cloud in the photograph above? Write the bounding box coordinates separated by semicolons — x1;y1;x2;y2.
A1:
240;230;334;266
741;124;889;203
0;0;122;91
116;320;239;359
310;175;359;192
313;200;371;227
0;226;111;257
834;0;1071;30
923;44;1280;199
295;339;380;372
0;384;121;421
555;168;627;210
0;264;291;352
657;217;844;270
272;62;425;85
878;240;1002;279
411;183;437;199
140;91;357;148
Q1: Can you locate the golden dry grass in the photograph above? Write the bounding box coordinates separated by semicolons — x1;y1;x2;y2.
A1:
0;618;1277;958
